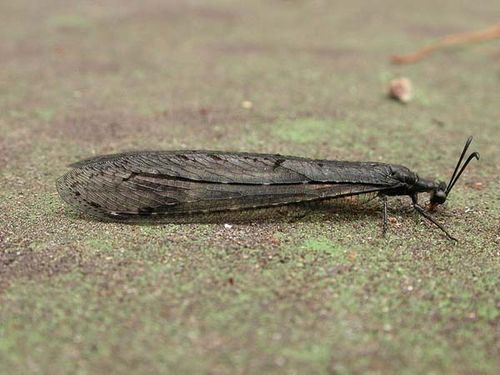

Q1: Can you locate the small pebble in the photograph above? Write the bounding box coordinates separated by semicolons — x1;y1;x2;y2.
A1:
389;77;412;103
241;100;253;109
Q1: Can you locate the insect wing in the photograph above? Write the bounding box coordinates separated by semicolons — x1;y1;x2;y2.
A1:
69;151;400;186
57;167;387;218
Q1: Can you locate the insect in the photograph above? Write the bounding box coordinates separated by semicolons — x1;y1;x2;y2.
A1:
56;137;479;241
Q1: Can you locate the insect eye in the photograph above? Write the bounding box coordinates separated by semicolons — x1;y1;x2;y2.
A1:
430;190;447;205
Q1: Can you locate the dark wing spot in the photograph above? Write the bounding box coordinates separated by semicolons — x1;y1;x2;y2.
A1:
318;163;324;167
122;172;137;182
138;206;154;214
89;201;101;208
273;158;286;170
75;191;81;196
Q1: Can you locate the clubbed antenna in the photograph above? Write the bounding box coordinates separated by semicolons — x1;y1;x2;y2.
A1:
446;137;480;195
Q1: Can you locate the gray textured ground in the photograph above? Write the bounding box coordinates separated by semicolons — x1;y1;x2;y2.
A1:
1;1;499;374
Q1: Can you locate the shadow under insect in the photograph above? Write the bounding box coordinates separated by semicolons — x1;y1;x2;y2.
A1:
64;194;388;225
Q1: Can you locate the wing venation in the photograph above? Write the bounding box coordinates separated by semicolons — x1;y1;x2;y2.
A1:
68;151;404;185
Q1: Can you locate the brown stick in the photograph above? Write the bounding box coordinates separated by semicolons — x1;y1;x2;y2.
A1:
391;23;500;64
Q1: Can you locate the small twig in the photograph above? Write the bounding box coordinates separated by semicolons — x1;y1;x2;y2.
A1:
391;23;500;64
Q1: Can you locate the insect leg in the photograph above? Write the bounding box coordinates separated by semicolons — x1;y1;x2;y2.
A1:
411;195;458;242
380;195;388;236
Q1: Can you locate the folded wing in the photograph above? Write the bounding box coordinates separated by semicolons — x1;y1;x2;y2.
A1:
68;151;401;185
57;165;388;219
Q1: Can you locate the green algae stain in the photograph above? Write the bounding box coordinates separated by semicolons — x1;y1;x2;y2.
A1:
271;119;346;144
302;237;340;255
48;15;93;30
34;108;55;122
85;239;114;253
282;343;331;366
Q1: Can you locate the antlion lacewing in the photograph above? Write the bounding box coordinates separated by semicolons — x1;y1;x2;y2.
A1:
57;137;479;241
